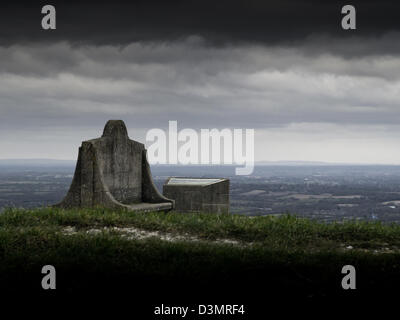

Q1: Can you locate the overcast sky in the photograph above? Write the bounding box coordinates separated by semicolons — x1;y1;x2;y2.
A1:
1;0;400;164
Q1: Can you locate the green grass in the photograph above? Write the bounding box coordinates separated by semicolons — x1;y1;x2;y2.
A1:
1;207;400;296
1;207;400;251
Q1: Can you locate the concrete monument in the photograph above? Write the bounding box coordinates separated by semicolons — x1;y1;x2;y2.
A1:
55;120;174;212
163;177;229;214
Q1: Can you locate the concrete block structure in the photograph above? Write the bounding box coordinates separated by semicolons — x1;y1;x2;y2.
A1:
55;120;174;212
163;177;229;214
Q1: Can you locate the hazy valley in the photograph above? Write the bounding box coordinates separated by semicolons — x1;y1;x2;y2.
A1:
1;161;400;223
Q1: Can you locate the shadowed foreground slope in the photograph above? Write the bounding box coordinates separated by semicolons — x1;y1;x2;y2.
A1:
0;208;399;310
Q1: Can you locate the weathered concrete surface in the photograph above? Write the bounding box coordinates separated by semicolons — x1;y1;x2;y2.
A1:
55;120;174;212
163;178;229;214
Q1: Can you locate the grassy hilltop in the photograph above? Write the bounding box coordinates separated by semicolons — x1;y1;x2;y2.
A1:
1;207;400;301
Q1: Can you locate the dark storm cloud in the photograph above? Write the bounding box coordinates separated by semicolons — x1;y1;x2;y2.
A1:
1;0;400;52
1;40;400;133
1;1;400;162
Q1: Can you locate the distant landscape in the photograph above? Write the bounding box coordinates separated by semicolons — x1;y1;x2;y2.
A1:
2;160;400;223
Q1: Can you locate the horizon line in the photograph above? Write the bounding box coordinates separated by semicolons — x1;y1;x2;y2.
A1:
1;158;400;166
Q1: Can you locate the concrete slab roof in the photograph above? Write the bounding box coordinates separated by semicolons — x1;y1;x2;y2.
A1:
166;177;226;186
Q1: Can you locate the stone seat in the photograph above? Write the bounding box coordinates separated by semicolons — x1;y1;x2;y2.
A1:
55;120;174;212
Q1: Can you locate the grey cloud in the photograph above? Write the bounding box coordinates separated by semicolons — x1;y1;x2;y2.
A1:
1;1;400;52
1;39;400;135
3;34;400;80
1;1;400;162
